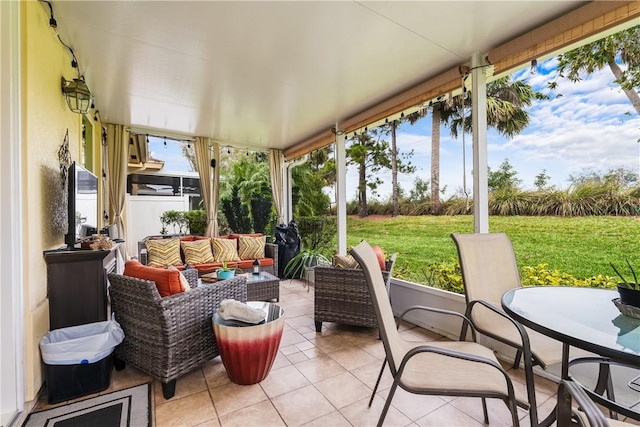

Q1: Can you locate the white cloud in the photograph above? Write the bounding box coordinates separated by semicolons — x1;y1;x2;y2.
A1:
345;63;639;198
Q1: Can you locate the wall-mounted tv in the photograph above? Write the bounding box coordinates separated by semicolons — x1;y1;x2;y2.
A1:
65;162;98;248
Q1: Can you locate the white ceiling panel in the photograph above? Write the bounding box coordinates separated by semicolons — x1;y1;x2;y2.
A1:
51;1;586;151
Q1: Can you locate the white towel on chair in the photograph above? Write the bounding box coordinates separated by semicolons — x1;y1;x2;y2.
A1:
218;299;265;324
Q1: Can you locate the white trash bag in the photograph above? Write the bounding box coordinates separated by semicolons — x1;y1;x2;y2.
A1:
40;320;125;365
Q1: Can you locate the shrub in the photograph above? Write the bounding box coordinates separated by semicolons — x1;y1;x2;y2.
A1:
420;258;465;294
295;216;337;254
184;210;207;235
417;260;616;294
521;263;616;288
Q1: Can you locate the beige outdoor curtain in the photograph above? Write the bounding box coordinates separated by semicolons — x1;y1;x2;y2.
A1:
106;124;129;256
195;137;219;236
269;149;285;225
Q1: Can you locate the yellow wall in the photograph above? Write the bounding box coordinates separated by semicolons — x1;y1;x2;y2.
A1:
21;1;102;400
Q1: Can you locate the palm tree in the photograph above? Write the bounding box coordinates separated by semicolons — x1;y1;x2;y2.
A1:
553;25;639;115
440;76;545;210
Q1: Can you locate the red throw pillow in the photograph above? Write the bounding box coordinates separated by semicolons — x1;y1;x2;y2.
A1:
124;260;184;297
372;246;386;270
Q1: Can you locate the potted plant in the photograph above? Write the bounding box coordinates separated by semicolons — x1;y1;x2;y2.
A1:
283;249;330;287
610;260;640;308
216;261;236;280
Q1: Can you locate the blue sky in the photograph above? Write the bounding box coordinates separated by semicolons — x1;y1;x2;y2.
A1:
357;57;640;200
151;57;640;201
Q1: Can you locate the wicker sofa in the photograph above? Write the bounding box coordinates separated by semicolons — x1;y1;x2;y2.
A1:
313;253;396;332
138;234;278;276
107;272;247;399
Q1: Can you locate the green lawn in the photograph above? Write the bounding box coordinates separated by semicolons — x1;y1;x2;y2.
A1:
344;215;640;284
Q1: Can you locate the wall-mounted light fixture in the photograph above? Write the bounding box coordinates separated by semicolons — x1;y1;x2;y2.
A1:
61;76;93;114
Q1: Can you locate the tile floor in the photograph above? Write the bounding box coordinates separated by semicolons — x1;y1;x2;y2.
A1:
32;279;628;426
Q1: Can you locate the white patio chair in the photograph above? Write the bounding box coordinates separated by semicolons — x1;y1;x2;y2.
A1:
350;240;528;427
451;232;587;426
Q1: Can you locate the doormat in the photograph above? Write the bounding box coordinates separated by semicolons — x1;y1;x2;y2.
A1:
22;383;150;427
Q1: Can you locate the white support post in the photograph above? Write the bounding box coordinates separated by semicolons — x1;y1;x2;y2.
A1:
471;53;489;233
335;125;347;255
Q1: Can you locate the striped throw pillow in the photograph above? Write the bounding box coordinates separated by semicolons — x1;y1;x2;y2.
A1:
238;235;266;260
333;254;359;269
146;238;182;267
181;239;214;265
211;238;240;262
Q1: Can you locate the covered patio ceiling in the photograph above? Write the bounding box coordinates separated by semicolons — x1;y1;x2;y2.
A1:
52;1;637;157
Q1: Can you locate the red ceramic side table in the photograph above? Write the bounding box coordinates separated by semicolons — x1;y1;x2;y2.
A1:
212;301;284;385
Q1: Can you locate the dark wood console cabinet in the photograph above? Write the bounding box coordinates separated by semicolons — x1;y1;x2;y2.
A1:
44;247;118;330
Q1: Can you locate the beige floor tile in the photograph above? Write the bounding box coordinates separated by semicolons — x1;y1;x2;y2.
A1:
280;329;308;346
194;418;221;427
271;384;335;427
309;334;353;353
287;351;310;364
328;346;378;371
358;339;387;360
340;395;412;427
295;339;316;351
449;396;523;427
377;387;448;421
155;390;217;427
202;358;232;389
315;371;372;409
260;365;311;398
301;410;353;426
281;344;302;356
218;399;285;427
415;403;485;427
154;368;208;403
103;365;152;394
209;382;268;416
399;327;442;343
350;360;394;392
295;355;347;383
271;351;293;370
285;314;315;330
302;347;325;359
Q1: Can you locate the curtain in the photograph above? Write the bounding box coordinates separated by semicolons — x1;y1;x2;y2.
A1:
269;149;285;225
195;137;219;236
106;124;129;257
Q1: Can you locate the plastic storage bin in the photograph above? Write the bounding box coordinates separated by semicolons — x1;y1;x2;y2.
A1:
40;320;124;403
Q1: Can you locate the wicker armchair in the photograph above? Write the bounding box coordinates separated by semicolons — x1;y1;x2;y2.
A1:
313;254;396;332
107;272;247;399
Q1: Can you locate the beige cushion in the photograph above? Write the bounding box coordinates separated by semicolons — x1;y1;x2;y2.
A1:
333;254;359;269
167;265;191;291
146;238;182;267
181;239;214;265
238;235;266;260
211;238;240;262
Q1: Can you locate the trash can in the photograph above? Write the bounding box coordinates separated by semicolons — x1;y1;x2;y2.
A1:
275;220;301;278
39;320;124;403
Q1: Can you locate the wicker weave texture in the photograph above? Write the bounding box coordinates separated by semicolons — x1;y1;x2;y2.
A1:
247;277;280;302
108;274;247;384
314;267;390;329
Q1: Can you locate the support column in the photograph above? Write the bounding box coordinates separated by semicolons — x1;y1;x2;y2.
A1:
471;53;489;233
335;126;347;255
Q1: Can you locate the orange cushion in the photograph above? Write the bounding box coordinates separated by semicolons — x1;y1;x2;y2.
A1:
373;246;386;270
124;260;185;297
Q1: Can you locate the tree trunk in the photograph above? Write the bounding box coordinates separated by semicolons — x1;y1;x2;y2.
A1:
358;159;368;218
608;59;640;115
391;121;399;217
431;106;441;214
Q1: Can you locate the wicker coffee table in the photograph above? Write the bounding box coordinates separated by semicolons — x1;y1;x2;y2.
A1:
201;271;280;302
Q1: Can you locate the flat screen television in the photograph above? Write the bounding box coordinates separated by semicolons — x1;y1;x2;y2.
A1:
65;162;99;248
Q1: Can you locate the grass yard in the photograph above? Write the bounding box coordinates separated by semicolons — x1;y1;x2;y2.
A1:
345;215;640;285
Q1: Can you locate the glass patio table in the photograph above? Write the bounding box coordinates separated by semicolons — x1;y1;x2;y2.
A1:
502;286;640;423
